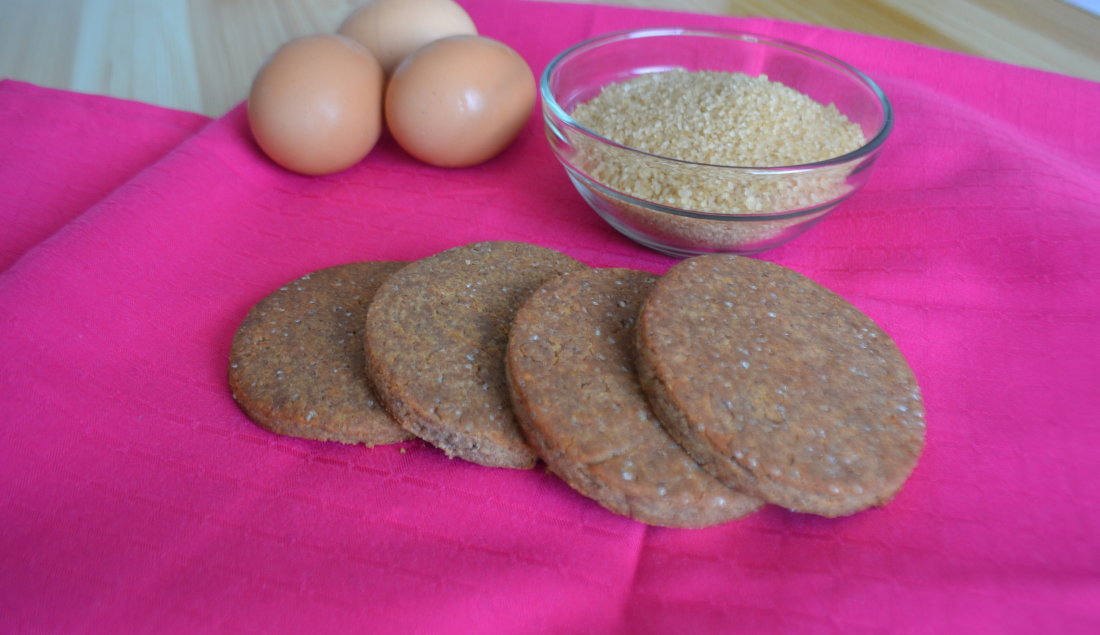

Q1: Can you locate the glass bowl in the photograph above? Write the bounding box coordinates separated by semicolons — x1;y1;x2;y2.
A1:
540;28;893;257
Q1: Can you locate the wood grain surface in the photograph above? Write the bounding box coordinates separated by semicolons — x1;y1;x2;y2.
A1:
2;0;1098;117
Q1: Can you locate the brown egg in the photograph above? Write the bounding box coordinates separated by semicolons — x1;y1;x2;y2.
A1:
338;0;477;75
385;36;536;168
248;35;384;176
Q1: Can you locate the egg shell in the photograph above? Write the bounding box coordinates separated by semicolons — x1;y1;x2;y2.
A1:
385;35;536;168
248;35;384;176
338;0;478;75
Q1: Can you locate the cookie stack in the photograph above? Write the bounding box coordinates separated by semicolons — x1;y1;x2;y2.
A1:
229;242;925;526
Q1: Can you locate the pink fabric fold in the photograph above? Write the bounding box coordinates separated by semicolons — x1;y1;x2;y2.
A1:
1;1;1098;633
0;80;211;273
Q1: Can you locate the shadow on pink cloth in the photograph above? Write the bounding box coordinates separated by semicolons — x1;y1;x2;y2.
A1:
1;1;1098;633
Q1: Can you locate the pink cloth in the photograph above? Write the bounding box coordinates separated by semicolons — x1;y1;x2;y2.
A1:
2;0;1098;632
0;81;211;272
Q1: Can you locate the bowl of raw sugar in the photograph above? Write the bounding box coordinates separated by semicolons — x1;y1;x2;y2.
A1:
541;28;893;257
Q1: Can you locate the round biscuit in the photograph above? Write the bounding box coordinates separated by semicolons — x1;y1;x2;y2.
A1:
635;254;926;517
508;268;762;527
364;242;587;469
229;261;413;446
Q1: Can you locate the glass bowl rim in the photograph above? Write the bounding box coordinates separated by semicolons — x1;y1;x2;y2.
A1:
540;26;894;173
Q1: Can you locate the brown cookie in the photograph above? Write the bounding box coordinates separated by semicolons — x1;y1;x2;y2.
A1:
229;261;413;446
364;242;588;469
636;255;925;517
508;268;763;527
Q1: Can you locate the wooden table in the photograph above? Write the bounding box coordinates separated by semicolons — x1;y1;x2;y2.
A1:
2;0;1098;118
